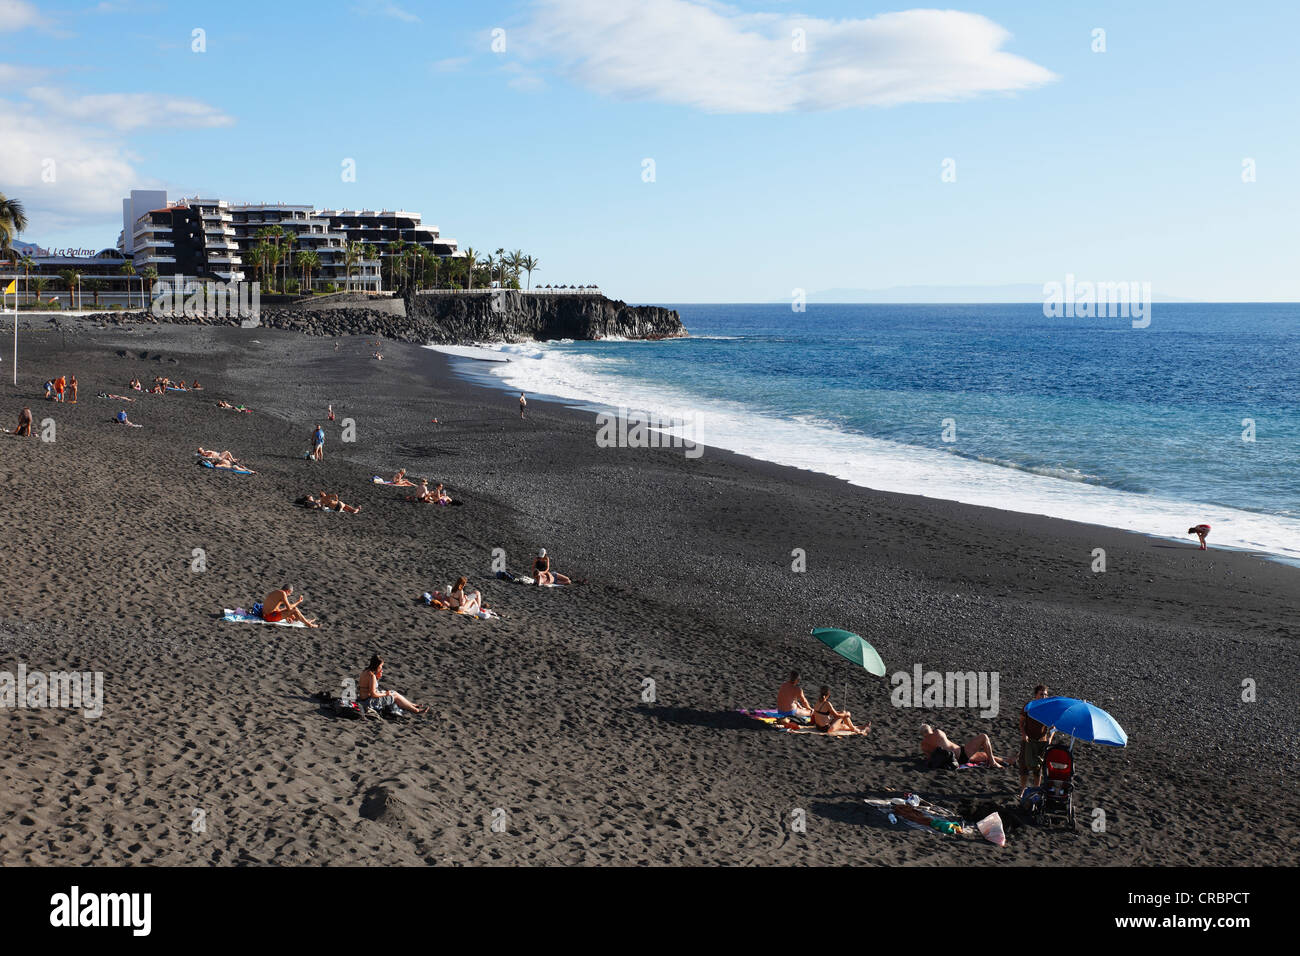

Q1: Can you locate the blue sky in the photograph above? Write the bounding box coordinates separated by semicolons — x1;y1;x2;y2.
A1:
2;0;1297;302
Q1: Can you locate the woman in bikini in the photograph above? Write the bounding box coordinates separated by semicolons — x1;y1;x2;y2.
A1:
358;654;425;715
447;577;482;614
812;687;870;735
532;549;571;586
1188;523;1211;550
262;585;317;627
391;468;415;487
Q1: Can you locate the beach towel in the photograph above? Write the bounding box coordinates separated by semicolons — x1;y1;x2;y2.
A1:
200;460;254;475
419;592;498;619
222;607;306;628
496;570;562;587
735;707;857;736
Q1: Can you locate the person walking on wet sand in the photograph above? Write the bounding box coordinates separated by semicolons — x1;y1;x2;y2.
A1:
518;392;527;419
1188;523;1211;550
12;406;32;436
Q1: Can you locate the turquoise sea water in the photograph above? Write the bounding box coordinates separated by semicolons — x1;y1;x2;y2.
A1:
436;303;1300;561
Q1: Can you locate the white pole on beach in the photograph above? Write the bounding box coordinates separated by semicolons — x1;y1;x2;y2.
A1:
10;287;16;386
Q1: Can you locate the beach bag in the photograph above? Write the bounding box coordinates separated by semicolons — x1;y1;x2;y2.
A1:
927;747;960;770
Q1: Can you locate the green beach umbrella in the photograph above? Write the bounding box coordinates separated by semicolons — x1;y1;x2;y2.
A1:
811;627;886;677
810;627;885;710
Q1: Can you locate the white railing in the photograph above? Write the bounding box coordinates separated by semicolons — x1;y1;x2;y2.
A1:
416;287;602;296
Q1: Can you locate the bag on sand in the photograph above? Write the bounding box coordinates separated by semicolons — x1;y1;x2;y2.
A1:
927;747;960;770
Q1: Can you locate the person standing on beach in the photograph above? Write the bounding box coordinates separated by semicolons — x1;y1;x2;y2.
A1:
519;392;527;419
311;424;325;461
69;376;78;404
1188;523;1211;550
54;375;66;403
1017;685;1054;796
327;403;335;422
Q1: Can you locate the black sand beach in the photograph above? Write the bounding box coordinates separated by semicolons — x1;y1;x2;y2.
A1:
2;319;1296;865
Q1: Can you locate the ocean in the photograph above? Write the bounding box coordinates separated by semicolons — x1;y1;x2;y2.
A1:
431;303;1300;563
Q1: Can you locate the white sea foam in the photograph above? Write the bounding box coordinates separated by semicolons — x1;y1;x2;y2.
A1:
425;343;1300;561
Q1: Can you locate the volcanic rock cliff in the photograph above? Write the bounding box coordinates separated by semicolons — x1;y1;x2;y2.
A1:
404;291;685;344
80;292;686;345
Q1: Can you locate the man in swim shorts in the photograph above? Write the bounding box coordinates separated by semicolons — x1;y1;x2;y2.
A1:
776;670;813;723
311;424;325;461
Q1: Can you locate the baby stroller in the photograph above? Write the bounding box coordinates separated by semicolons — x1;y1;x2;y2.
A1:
1039;743;1076;828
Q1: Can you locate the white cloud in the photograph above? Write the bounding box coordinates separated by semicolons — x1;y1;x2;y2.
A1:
520;0;1056;113
26;86;236;130
0;0;43;32
354;2;420;23
1;85;234;233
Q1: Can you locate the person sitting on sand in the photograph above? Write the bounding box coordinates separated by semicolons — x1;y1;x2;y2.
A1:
191;380;202;390
1188;523;1211;550
149;382;165;395
812;687;870;735
532;548;571;586
12;406;32;437
434;483;454;505
920;724;1009;768
409;478;434;502
129;377;142;391
391;468;415;487
262;585;317;627
447;576;483;614
358;653;426;716
114;410;137;426
776;670;814;722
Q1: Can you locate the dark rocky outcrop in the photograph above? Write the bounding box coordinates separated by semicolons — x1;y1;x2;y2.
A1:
79;292;686;345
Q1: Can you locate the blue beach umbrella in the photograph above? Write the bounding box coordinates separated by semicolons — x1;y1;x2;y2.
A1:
1025;696;1128;747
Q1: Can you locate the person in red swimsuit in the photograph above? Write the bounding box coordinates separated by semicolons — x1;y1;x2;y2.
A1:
262;585;317;627
1188;524;1211;550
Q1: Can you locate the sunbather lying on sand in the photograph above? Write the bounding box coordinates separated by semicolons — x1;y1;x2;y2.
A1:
448;576;484;614
262;585;317;627
216;400;251;413
306;491;360;513
920;724;1010;767
197;446;246;468
359;654;425;715
812;687;870;735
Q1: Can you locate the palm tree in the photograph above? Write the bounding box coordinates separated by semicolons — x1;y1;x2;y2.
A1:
0;193;28;265
140;267;158;308
344;241;363;292
459;247;478;290
363;244;380;293
482;252;497;289
296;249;320;293
57;269;79;309
19;254;35;306
521;255;540;291
388;239;407;290
31;276;48;306
120;263;136;308
87;279;106;308
493;247;507;287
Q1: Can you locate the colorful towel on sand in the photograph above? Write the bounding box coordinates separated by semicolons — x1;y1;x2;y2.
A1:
735;707;857;736
200;459;254;475
222;607;306;628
